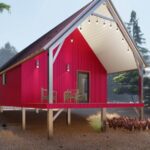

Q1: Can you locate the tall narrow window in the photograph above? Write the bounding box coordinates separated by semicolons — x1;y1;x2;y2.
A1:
2;73;6;85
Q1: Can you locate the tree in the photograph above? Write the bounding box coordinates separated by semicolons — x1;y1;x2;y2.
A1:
0;42;17;67
0;2;10;13
113;10;150;102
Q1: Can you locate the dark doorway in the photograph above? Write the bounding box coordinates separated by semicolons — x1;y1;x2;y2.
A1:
77;72;89;103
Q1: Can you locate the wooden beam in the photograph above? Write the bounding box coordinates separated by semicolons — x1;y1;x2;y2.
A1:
139;107;144;120
53;41;64;63
48;48;53;104
67;109;71;125
0;106;3;113
53;109;64;122
92;12;115;22
47;109;53;139
101;108;107;131
22;108;26;130
35;108;39;114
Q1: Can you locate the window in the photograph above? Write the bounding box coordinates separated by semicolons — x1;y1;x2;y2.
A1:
2;73;6;85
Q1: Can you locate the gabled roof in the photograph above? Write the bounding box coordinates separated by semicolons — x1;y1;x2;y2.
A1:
0;1;93;73
0;0;147;74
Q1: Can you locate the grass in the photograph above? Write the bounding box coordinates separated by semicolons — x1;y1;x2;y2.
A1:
87;112;120;132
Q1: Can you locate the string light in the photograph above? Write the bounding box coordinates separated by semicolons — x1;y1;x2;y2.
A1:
110;22;112;28
79;25;82;30
88;18;91;24
96;17;99;24
103;19;106;26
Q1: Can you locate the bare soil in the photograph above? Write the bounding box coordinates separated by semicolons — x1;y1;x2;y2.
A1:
0;108;150;150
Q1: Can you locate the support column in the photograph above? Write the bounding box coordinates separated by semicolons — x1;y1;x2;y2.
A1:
139;107;144;120
138;65;144;120
67;109;71;125
48;48;53;104
47;109;53;139
101;108;107;131
22;108;26;130
35;108;39;114
0;106;3;113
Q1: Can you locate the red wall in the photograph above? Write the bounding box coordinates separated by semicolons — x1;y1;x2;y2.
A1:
0;29;107;107
53;29;107;103
21;52;48;104
0;66;21;106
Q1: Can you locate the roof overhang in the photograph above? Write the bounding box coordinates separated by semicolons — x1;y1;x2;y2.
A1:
0;0;147;75
44;0;146;74
77;1;146;73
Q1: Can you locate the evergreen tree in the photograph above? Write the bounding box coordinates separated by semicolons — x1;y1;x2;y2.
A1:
113;11;150;103
0;43;17;67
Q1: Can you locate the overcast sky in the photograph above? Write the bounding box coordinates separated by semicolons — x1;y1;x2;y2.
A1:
0;0;150;52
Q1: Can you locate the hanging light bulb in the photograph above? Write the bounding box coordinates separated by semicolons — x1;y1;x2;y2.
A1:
110;22;112;28
96;17;99;24
103;20;106;26
88;18;91;24
79;25;82;31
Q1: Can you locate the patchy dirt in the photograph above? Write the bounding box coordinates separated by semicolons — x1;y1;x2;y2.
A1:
0;109;150;150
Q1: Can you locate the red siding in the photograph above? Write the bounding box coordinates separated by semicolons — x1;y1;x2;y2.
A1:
21;52;48;104
54;29;107;103
0;29;107;108
0;66;21;106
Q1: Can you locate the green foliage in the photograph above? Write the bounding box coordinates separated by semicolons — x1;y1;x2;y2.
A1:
128;11;146;45
113;71;138;95
113;10;150;102
0;2;10;13
87;114;102;132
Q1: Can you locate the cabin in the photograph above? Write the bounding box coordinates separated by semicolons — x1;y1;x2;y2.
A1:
0;0;147;138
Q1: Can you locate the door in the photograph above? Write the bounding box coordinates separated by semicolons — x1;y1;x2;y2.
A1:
78;72;89;103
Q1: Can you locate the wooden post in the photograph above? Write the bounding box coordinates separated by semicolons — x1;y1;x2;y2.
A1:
35;108;39;114
138;66;144;120
139;107;144;120
47;109;53;139
0;106;3;113
101;108;107;131
22;108;26;130
67;109;71;125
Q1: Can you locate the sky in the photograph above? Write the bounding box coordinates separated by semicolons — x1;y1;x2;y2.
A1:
0;0;150;52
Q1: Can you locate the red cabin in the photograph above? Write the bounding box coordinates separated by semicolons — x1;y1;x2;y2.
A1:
0;0;146;137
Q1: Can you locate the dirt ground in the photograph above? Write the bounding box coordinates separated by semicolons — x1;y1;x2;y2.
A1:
0;108;150;150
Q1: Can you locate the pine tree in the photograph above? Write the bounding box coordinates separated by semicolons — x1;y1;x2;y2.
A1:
113;11;150;103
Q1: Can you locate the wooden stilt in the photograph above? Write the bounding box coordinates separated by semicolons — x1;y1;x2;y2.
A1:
139;107;144;120
67;109;71;125
35;108;39;114
47;109;53;139
22;108;26;130
0;106;3;113
101;108;107;131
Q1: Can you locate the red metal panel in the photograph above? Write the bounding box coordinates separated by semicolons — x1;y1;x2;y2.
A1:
21;51;48;104
0;66;21;106
0;29;107;108
53;29;107;104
